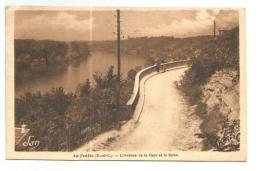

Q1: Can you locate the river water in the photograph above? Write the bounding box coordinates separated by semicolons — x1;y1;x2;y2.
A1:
15;51;146;97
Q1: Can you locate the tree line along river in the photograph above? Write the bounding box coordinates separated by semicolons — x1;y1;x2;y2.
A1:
15;51;146;97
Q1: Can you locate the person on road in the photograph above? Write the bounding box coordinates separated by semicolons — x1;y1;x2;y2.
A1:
156;60;161;72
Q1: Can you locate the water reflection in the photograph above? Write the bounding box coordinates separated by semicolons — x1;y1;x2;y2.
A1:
15;51;146;97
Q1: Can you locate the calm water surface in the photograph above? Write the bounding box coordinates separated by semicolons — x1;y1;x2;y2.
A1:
15;51;146;96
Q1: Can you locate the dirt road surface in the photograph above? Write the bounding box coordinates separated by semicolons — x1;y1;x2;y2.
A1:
76;68;203;151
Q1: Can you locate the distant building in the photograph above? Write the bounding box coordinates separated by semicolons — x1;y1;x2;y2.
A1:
218;28;230;36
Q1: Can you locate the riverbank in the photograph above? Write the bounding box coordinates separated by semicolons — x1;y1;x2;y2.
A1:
15;39;91;95
15;50;146;97
15;66;139;151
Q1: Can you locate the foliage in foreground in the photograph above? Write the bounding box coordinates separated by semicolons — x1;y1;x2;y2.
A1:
15;66;140;151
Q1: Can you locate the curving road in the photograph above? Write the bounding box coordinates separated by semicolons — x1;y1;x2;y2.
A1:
76;67;203;151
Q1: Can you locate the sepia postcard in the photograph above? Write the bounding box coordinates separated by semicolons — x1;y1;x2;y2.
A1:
6;6;246;161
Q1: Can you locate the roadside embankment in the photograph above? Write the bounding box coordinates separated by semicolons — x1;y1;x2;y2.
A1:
198;69;240;151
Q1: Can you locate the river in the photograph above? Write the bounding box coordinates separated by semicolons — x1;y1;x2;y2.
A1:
15;51;146;97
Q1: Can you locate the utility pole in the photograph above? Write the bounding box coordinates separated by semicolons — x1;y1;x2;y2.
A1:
116;9;121;107
213;20;216;38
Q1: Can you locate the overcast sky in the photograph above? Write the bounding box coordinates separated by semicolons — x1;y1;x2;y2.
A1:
15;9;239;41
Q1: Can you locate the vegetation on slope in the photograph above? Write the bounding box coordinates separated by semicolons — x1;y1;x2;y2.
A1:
15;66;140;151
90;35;214;61
180;26;239;104
179;26;240;151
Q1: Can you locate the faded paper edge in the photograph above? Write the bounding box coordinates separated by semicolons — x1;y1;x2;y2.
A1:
5;6;247;161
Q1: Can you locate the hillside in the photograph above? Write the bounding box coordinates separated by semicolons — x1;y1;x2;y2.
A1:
90;35;213;61
178;26;240;151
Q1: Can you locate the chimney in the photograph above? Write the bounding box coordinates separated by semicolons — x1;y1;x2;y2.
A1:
21;123;27;133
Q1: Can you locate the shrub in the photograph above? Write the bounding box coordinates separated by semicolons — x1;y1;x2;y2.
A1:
179;27;239;104
15;65;139;151
15;88;73;151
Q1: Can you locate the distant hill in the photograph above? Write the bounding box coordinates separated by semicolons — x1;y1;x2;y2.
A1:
90;26;239;63
90;35;214;61
15;26;238;70
15;39;90;65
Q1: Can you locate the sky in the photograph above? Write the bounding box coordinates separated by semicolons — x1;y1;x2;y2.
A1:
15;9;239;41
